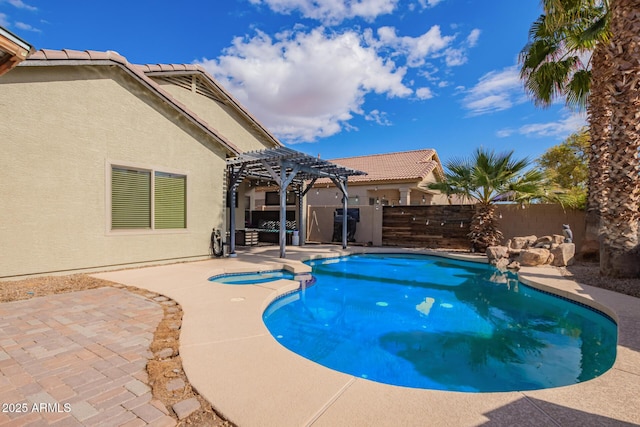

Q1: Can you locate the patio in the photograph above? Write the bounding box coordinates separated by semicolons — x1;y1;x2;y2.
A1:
87;245;640;427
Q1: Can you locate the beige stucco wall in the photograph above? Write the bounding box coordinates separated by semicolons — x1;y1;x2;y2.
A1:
307;205;383;245
0;65;243;278
156;80;277;153
306;183;442;207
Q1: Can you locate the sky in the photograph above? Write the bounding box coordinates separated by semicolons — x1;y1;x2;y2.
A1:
0;0;587;165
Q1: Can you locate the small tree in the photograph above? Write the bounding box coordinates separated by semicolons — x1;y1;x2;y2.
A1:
537;128;589;209
429;148;550;253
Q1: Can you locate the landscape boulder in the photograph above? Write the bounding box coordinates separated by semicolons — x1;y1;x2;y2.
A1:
486;246;509;263
509;235;537;250
551;243;576;267
519;248;553;266
534;236;553;248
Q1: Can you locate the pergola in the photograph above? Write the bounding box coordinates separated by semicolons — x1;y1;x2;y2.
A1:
226;147;366;258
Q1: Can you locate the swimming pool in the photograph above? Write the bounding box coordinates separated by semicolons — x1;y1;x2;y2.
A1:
263;253;617;392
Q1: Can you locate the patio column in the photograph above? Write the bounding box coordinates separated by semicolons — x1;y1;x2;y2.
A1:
276;161;301;258
298;178;317;247
279;169;287;257
342;180;348;249
227;164;246;257
331;177;349;249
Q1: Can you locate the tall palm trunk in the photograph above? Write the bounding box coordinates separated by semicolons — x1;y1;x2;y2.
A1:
581;43;611;260
470;203;503;253
600;0;640;277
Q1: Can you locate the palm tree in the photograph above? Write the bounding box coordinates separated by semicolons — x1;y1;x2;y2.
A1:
428;148;550;252
521;0;639;277
599;0;640;277
519;0;610;261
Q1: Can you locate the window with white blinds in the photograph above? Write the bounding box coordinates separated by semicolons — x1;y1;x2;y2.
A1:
111;166;186;230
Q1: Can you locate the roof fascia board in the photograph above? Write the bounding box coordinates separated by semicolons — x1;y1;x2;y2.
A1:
0;27;32;53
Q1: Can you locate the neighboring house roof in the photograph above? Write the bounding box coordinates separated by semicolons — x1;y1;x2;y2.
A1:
325;149;444;184
20;49;282;155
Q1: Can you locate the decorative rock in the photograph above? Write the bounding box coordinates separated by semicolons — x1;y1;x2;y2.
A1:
510;235;537;250
166;378;185;392
552;234;565;245
551;243;576;267
156;348;174;359
486;246;509;262
534;236;553;248
518;248;552;266
172;398;200;420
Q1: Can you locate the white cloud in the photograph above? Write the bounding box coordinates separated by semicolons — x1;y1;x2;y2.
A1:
372;26;479;70
517;112;587;138
197;28;412;143
5;0;37;11
0;13;8;27
466;29;481;47
418;0;444;7
415;87;434;99
376;25;453;67
248;0;399;25
462;65;525;115
496;111;586;139
365;109;392;126
14;21;40;32
197;24;479;143
444;47;466;66
496;128;514;138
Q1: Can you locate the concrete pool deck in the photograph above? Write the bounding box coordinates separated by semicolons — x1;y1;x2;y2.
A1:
92;246;640;427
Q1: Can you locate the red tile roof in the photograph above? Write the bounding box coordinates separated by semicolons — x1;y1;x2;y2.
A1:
326;149;443;183
23;49;283;153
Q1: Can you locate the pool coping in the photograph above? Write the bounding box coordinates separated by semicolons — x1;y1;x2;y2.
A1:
92;245;640;427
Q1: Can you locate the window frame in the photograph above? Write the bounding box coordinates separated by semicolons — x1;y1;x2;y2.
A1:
106;160;189;235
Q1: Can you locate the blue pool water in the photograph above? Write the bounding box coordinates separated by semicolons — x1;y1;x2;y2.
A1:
263;253;617;392
210;270;295;285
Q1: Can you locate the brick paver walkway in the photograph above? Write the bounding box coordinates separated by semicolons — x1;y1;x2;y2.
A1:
0;287;175;426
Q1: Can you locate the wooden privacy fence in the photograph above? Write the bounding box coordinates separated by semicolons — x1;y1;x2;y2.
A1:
381;204;585;250
382;205;476;249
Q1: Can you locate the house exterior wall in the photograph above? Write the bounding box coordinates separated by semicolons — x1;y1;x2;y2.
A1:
157;81;277;153
0;65;237;278
306;182;444;207
307;205;383;246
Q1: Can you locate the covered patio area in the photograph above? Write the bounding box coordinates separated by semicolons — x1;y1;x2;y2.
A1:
226;147;366;258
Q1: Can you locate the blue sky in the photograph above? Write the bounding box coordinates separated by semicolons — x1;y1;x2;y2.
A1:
1;0;586;164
